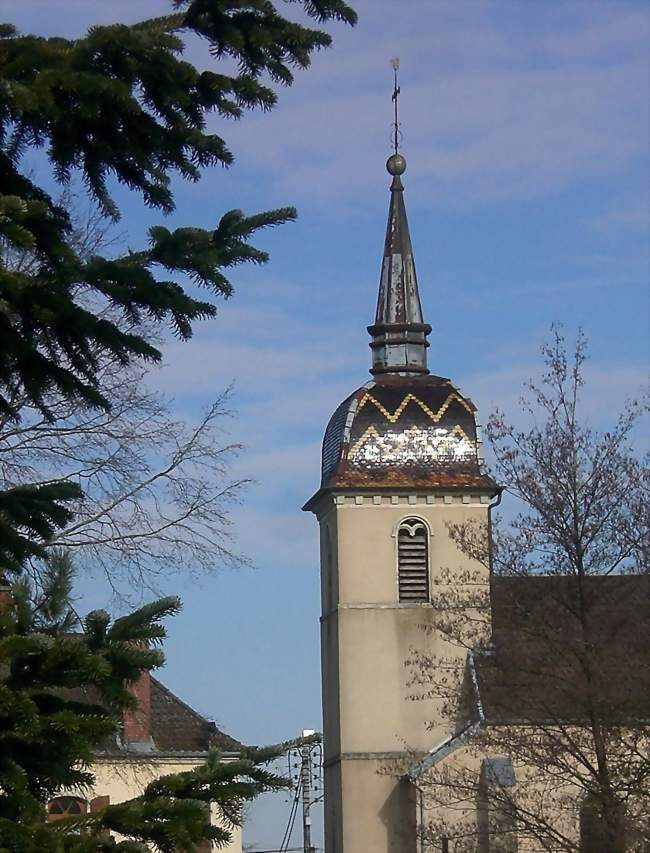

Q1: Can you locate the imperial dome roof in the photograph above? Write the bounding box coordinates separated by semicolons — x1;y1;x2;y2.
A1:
320;374;497;491
306;150;499;504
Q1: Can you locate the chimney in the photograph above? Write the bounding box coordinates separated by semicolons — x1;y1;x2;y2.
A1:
0;575;12;611
122;663;154;752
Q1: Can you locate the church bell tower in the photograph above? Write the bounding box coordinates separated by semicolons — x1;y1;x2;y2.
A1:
304;75;499;853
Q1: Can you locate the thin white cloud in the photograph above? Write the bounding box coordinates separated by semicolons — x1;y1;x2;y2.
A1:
210;1;648;210
592;192;650;230
463;362;649;430
8;0;648;218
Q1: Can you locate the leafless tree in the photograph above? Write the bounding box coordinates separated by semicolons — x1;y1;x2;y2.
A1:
0;191;249;595
411;330;649;853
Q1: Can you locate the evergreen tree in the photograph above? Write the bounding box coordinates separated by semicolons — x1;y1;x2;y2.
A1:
0;0;356;568
0;3;354;846
0;552;298;851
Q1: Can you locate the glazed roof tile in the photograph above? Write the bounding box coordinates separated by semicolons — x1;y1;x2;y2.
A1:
317;374;499;494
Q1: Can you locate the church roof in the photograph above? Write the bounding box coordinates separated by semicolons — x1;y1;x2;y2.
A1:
314;373;498;494
476;574;650;726
409;573;649;780
305;148;500;506
367;154;431;377
374;168;425;328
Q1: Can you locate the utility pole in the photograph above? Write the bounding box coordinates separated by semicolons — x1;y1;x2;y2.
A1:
300;729;316;853
287;729;322;853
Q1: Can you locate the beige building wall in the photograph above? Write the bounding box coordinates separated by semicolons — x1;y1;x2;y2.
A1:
420;740;649;852
71;756;242;852
420;746;585;853
313;491;492;853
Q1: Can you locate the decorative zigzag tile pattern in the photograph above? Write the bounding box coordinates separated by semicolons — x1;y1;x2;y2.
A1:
317;376;499;491
356;391;473;424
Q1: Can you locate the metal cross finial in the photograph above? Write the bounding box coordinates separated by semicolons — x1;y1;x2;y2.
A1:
390;57;401;154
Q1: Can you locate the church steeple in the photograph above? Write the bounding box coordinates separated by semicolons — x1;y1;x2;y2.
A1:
305;62;500;853
367;65;431;376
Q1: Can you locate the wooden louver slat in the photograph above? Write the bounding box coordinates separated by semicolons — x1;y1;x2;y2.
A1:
398;520;429;602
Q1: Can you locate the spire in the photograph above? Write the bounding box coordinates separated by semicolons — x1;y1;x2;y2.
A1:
367;63;431;376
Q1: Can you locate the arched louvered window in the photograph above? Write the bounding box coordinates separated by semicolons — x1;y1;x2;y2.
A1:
397;518;429;602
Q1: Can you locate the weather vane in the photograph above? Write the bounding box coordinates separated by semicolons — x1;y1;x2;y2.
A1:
390;57;401;154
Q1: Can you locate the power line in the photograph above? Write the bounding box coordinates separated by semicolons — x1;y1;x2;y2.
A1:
282;789;300;853
278;778;301;853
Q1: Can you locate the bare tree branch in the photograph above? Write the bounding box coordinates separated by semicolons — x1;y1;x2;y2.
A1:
0;195;250;596
412;329;649;852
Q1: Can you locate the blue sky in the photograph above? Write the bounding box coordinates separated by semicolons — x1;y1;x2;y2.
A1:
3;0;649;848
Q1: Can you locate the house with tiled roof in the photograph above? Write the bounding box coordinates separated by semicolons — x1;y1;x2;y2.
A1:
49;669;243;852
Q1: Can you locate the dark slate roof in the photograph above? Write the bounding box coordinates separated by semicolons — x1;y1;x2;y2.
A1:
411;574;649;780
64;676;241;755
316;374;499;493
373;171;425;328
475;574;650;725
367;167;432;377
149;677;241;753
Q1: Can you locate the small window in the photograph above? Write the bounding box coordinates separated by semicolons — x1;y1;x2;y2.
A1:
47;796;88;822
477;757;518;853
397;518;429;602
